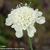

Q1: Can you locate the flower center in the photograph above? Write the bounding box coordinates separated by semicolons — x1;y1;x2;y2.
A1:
16;7;35;30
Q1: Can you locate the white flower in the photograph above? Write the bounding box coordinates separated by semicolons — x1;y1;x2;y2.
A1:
5;4;45;38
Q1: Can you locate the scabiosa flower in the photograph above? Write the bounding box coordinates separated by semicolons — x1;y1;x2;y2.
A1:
5;3;45;38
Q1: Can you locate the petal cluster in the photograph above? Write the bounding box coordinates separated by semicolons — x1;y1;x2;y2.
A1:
5;5;45;38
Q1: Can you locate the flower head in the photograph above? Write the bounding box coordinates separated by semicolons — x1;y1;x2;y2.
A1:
5;3;45;38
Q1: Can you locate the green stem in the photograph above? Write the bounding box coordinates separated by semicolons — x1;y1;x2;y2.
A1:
28;38;33;50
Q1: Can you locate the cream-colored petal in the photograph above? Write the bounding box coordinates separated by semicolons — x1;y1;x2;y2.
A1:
35;9;43;17
15;31;23;38
5;17;13;26
11;24;23;38
27;25;36;38
36;17;45;24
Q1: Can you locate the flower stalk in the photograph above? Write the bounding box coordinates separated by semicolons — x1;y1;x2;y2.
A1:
28;38;33;50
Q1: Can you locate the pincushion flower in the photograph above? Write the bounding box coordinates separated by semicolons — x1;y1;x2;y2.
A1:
5;4;45;38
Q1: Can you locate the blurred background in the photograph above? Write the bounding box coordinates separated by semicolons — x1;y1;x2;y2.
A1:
0;0;50;50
